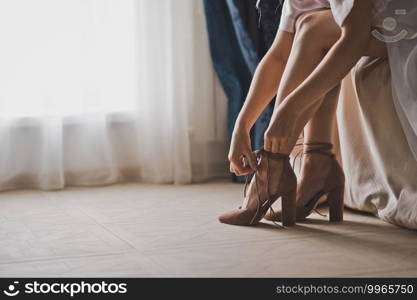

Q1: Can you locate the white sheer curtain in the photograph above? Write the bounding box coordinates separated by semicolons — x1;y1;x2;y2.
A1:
0;0;228;191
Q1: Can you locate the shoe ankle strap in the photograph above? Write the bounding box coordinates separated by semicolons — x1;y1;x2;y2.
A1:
303;142;334;157
258;148;290;161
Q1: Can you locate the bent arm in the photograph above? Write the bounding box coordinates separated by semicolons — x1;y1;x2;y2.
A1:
278;0;373;114
235;30;294;132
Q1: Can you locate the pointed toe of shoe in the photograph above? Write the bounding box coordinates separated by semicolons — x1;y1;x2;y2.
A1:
218;209;240;225
218;212;229;224
218;209;254;226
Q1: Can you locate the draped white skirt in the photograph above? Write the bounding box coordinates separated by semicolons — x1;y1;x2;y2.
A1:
332;0;417;161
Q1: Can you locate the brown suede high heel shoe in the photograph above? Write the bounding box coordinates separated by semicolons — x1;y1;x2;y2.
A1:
264;142;345;222
219;148;297;227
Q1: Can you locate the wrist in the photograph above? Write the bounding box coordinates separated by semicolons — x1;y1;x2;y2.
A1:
275;101;301;118
234;118;252;134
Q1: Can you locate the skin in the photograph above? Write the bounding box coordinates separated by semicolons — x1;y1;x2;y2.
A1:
229;0;387;180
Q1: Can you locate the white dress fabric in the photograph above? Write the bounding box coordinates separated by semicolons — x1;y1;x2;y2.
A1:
338;58;417;230
383;1;417;160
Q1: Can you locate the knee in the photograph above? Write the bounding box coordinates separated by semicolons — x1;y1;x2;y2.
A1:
296;12;321;31
294;11;339;51
295;13;323;45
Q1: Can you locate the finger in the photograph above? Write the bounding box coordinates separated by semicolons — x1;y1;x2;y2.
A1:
271;138;281;153
279;137;292;154
230;161;239;175
232;165;245;176
230;159;249;176
264;138;272;152
230;164;239;176
236;166;252;176
244;151;257;171
231;167;240;176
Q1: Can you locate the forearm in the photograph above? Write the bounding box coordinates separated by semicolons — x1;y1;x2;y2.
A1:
234;30;294;133
236;54;288;132
278;0;373;115
280;34;365;114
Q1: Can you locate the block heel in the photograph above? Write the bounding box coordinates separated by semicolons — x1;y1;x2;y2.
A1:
281;188;296;227
328;185;344;222
264;142;345;223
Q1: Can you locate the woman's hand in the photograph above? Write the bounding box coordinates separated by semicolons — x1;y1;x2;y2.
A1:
264;104;299;153
228;127;257;176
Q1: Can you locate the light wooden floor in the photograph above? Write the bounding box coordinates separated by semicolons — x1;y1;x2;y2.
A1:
0;181;416;277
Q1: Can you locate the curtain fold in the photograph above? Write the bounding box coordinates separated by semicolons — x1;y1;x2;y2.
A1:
0;0;228;191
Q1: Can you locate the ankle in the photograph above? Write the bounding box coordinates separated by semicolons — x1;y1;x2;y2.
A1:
303;142;334;156
301;153;333;176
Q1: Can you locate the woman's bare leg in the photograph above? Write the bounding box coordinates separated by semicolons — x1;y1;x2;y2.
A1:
293;14;388;207
304;85;340;146
264;10;342;207
265;10;341;154
304;29;387;147
297;84;341;206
